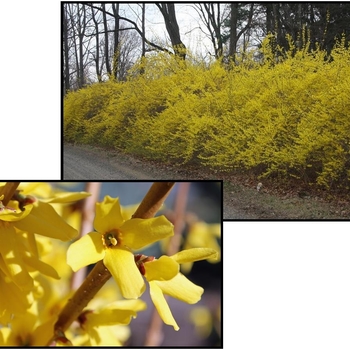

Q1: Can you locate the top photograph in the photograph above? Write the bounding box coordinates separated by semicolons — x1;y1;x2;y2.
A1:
62;3;350;220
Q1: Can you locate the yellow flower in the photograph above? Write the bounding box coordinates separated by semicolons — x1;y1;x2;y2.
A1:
0;183;90;307
0;183;90;241
181;222;221;273
0;267;33;323
142;248;218;331
0;301;58;346
189;306;213;338
76;300;147;346
67;195;174;299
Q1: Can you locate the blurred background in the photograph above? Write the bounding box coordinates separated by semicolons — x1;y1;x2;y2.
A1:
52;181;222;347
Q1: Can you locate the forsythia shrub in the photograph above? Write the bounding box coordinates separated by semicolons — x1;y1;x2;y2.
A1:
64;81;124;145
64;36;350;189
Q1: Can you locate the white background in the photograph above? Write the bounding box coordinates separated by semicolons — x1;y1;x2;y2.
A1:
227;221;350;350
1;2;61;179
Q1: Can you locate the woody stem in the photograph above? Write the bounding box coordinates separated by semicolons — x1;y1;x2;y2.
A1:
132;182;176;219
0;182;21;206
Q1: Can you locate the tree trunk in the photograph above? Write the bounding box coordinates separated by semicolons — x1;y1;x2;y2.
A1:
112;3;120;79
102;4;111;76
266;3;274;34
74;4;87;88
141;3;146;57
91;7;102;82
63;4;70;93
156;3;186;60
229;3;238;62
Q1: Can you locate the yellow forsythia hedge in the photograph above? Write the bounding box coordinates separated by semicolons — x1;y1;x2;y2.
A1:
64;36;350;189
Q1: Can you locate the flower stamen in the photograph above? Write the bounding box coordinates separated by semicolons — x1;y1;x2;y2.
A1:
103;232;119;247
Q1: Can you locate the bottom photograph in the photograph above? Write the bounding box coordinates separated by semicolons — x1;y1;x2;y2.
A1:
0;181;222;347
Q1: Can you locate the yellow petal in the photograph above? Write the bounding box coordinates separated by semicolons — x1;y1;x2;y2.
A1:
67;232;105;271
41;191;91;203
10;311;37;337
156;273;204;304
31;316;58;346
19;182;52;197
0;270;33;315
22;253;60;279
0;226;33;291
85;325;124;346
189;306;213;338
106;299;147;312
121;203;140;221
0;203;32;222
120;216;174;250
87;310;138;326
86;300;146;327
103;248;145;299
149;281;179;331
171;248;218;264
0;327;11;345
144;256;179;281
15;202;78;241
94;196;124;233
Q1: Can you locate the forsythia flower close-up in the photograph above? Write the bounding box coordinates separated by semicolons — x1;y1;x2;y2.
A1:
0;182;222;347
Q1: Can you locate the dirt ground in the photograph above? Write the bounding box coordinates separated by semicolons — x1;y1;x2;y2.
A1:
64;143;350;220
223;180;350;220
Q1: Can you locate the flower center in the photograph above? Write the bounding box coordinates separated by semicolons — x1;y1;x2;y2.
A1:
103;230;121;248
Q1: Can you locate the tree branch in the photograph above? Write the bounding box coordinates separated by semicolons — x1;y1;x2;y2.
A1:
85;3;173;55
0;182;21;206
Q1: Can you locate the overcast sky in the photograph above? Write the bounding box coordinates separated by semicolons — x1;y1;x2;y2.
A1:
118;3;225;59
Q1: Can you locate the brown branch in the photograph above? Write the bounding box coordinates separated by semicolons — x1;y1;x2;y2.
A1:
0;182;21;206
132;182;176;219
53;260;112;335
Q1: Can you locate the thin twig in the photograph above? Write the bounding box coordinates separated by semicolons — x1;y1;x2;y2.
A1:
168;182;190;256
70;182;102;291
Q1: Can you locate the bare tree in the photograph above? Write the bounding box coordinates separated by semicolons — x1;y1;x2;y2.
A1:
101;4;111;76
62;3;70;93
111;3;120;79
229;3;254;63
193;3;230;59
91;7;103;82
141;3;146;58
155;3;187;60
116;28;141;80
64;3;96;89
85;3;173;56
